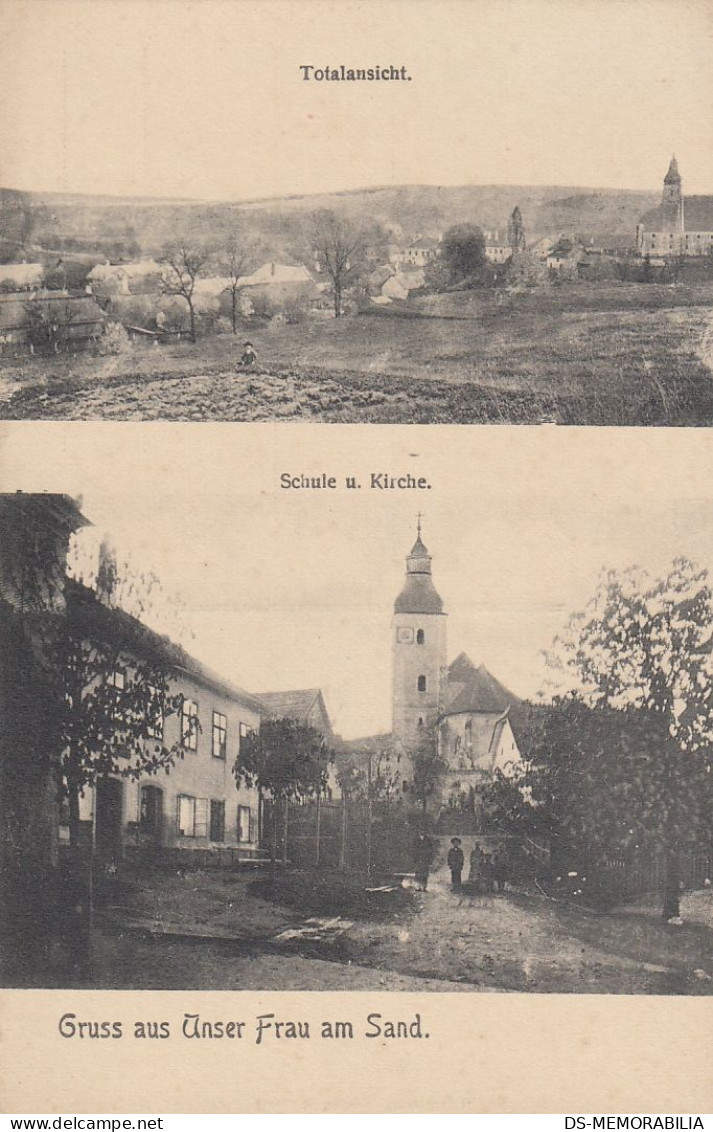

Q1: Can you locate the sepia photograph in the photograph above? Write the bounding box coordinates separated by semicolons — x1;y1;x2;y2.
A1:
0;0;712;424
1;425;712;996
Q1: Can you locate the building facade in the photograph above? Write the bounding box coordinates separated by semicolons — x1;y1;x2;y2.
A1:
64;582;263;861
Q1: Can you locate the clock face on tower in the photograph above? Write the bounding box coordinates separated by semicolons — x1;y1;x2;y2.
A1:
397;627;414;643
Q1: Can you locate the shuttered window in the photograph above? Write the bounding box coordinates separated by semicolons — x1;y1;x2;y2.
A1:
177;795;208;838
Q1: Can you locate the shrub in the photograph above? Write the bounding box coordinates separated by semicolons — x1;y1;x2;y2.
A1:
100;322;133;356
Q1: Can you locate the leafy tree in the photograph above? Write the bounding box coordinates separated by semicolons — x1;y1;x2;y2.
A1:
160;240;211;342
309;210;370;317
234;716;333;867
435;224;486;285
46;540;187;850
543;560;713;919
507;206;526;253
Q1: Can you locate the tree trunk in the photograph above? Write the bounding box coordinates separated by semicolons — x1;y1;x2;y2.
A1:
67;778;81;850
188;300;196;343
663;846;681;920
333;281;342;318
315;793;321;868
282;798;289;866
270;804;278;879
231;290;237;334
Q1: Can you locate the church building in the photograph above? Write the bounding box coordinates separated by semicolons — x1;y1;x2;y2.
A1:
390;522;523;813
636;156;713;258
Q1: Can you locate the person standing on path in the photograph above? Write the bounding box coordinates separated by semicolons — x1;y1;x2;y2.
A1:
447;837;464;891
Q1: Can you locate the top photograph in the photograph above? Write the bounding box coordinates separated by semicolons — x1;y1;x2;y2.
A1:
1;0;712;425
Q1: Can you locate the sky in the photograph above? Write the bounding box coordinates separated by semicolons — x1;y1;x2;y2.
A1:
2;423;712;739
1;0;712;201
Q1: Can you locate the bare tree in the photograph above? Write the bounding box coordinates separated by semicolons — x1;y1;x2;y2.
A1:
309;210;368;318
220;234;254;335
160;241;210;342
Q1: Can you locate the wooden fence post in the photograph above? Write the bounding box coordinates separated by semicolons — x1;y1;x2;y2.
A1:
340;794;347;871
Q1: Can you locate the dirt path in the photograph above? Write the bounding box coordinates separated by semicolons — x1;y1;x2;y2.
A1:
95;866;713;993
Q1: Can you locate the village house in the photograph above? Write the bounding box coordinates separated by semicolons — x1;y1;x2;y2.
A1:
547;238;585;278
637;156;713;258
87;259;163;299
237;261;321;307
483;230;511;264
0;262;44;290
59;580;264;863
388;236;439;269
0;290;105;356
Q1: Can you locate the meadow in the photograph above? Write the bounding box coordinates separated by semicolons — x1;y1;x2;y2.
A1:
3;282;713;424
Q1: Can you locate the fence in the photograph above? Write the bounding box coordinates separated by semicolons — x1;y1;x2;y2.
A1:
261;797;417;876
598;846;712;899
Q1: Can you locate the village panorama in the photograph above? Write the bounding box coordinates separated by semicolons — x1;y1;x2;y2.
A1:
1;492;712;993
1;157;713;424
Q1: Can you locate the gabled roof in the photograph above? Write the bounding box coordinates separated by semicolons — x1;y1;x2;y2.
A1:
254;688;322;719
65;580;262;712
254;688;333;736
239;263;314;287
441;652;519;716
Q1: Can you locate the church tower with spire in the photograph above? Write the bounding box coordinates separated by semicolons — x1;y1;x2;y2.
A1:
391;520;447;758
661;155;685;248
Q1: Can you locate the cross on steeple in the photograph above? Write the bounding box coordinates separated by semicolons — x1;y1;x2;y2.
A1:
416;511;423;536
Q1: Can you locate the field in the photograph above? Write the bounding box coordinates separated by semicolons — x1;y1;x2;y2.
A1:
2;282;713;424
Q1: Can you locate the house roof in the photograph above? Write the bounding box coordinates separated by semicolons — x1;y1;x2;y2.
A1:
639;196;713;231
441;652;519;716
409;237;439;249
65;580;262;713
0;263;44;285
254;688;323;720
88;260;161;280
239;263;314;287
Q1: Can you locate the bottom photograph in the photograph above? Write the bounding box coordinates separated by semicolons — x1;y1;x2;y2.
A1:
1;427;712;996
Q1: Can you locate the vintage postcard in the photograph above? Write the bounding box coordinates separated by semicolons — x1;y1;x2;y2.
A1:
0;0;712;424
1;0;713;1118
1;423;712;1112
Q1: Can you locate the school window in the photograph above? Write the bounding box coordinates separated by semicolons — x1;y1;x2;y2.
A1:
212;711;227;759
237;805;251;843
177;795;208;838
238;722;253;757
209;800;225;842
416;629;425;644
181;699;199;750
417;675;427;692
465;720;473;749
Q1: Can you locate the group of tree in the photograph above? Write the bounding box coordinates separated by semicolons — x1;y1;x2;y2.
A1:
477;559;713;919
